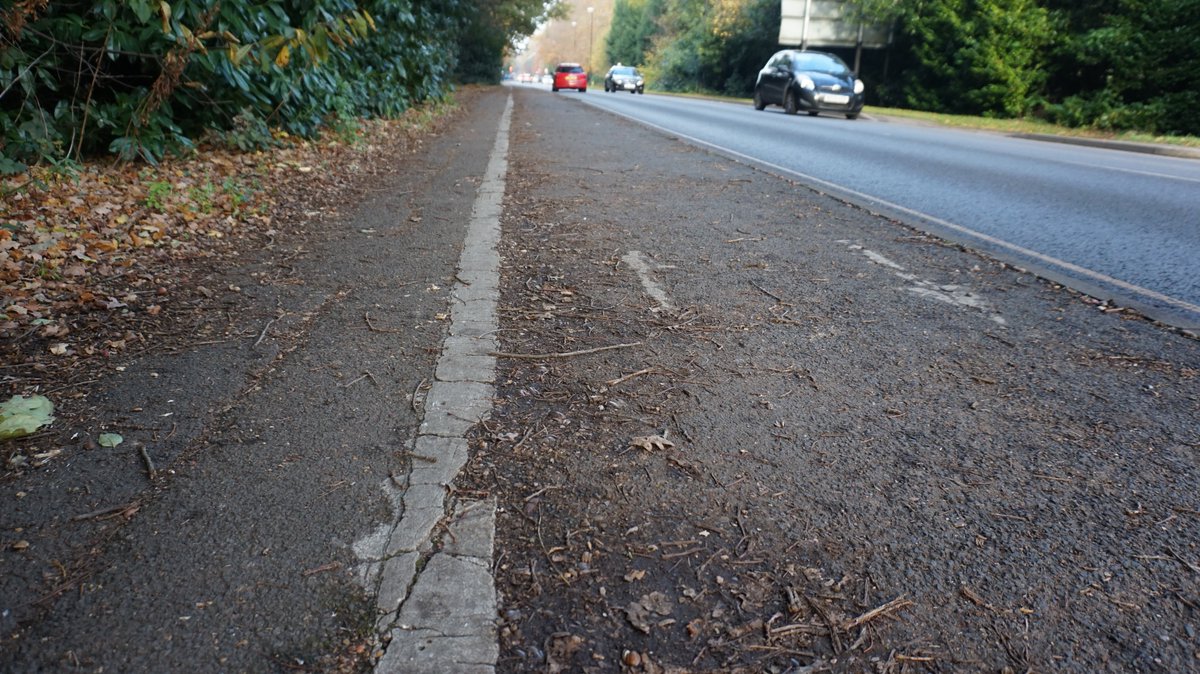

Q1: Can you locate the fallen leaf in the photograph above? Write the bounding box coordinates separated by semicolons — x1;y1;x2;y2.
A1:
546;633;583;674
629;434;674;452
98;432;124;448
0;395;55;440
625;600;652;634
625;591;673;634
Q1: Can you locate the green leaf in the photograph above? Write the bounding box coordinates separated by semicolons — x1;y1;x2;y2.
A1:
98;433;124;448
129;0;155;24
0;395;55;441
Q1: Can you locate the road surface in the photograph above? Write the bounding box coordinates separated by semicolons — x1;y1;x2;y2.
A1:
568;88;1200;328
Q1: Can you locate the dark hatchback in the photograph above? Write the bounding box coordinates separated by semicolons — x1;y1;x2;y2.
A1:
753;50;864;119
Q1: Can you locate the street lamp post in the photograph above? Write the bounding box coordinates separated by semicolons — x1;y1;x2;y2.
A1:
586;6;594;81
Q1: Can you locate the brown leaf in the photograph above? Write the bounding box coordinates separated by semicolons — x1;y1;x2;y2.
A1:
546;633;583;674
629;434;674;452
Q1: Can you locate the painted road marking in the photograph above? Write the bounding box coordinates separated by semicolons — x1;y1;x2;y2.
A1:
841;241;1007;325
622;250;675;312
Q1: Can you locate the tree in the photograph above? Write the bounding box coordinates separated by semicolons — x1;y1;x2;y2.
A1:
456;0;567;83
641;0;777;96
1042;0;1200;134
0;0;565;169
892;0;1052;117
606;0;661;66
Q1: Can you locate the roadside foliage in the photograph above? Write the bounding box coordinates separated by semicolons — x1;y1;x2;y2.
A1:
605;0;1199;136
0;0;560;412
0;0;562;170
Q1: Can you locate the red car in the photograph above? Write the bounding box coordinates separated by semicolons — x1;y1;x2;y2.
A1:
552;63;587;93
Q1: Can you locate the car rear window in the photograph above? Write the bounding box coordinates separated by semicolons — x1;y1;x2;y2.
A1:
557;65;584;74
791;52;850;76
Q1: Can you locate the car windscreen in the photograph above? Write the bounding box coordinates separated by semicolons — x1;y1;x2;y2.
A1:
611;67;637;76
790;53;850;76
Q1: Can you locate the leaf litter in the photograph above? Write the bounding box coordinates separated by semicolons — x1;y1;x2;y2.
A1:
1;97;464;474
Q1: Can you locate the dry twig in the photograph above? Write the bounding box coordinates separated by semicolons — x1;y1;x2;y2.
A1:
844;596;913;630
364;311;404;333
606;367;657;387
490;342;642;360
138;444;156;481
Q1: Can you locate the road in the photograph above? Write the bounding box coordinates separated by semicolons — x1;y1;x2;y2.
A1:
482;87;1200;672
4;84;1198;673
550;86;1200;329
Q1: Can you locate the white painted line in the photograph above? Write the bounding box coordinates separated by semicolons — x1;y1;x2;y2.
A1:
850;245;906;271
361;95;512;674
844;242;1006;325
622;250;674;312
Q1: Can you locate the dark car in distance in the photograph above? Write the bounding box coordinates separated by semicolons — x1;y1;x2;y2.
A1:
753;50;864;119
604;65;644;94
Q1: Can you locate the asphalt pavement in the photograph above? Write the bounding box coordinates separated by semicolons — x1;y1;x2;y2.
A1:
2;85;1198;673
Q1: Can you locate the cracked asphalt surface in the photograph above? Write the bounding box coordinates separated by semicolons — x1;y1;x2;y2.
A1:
2;85;1198;673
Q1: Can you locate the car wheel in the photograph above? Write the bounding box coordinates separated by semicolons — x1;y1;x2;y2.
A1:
579;87;586;93
845;112;859;120
783;90;799;115
552;86;559;92
637;88;644;94
808;111;820;117
753;89;766;111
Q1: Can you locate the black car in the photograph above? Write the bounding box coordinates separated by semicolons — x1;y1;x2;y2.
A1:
753;50;864;119
604;65;645;94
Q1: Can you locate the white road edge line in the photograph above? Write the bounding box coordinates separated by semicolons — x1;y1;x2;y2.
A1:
359;95;512;674
587;102;1200;323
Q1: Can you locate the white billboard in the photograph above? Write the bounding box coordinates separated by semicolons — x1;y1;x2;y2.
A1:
780;0;891;49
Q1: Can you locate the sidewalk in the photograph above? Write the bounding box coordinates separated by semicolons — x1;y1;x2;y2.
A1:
1;89;511;672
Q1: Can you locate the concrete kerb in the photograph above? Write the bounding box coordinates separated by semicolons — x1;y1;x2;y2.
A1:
1010;132;1200;160
448;318;499;339
417;380;493;437
450;298;497;327
407;436;471;486
454;276;499;300
369;93;511;673
443;334;498;356
435;354;496;384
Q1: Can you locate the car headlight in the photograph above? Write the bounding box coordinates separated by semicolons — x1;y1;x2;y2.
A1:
853;79;864;94
796;75;815;90
636;79;643;85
